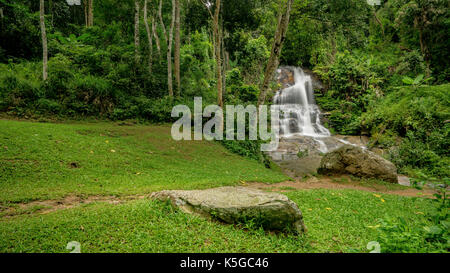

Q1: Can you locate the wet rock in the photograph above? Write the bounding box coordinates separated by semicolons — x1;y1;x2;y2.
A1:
265;135;369;177
277;67;295;88
398;175;411;187
318;145;398;183
151;187;307;234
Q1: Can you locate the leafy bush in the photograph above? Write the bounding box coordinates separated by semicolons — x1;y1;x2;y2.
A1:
0;62;42;112
396;50;427;76
362;84;450;177
236;35;270;83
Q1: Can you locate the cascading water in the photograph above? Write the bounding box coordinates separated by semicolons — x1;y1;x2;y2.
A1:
266;67;369;176
273;67;330;152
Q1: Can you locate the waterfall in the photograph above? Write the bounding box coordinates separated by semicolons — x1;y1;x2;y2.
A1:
273;67;330;139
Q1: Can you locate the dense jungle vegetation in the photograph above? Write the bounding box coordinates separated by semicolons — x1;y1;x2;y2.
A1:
0;0;448;179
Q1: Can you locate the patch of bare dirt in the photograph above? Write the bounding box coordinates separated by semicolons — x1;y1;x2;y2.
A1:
0;194;150;218
1;176;438;219
247;175;437;198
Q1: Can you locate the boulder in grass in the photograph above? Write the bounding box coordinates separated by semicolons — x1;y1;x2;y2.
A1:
151;186;306;234
318;145;398;183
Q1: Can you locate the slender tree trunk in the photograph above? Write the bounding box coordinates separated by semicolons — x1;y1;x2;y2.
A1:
174;0;181;96
88;0;94;27
152;20;161;56
134;1;140;65
143;0;153;73
84;0;88;27
40;0;48;81
213;0;223;108
221;25;226;98
167;0;176;96
158;0;167;42
158;0;174;96
257;0;293;106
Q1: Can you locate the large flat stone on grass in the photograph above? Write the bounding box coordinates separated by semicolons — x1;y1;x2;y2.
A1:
151;187;306;234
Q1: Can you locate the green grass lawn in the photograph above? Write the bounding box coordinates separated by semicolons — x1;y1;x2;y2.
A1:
0;119;287;203
0;189;435;253
0;119;442;253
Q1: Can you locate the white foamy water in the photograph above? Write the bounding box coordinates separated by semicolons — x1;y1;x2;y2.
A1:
273;67;330;139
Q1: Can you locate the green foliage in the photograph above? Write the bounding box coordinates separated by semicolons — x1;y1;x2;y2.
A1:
180;30;215;99
282;0;371;67
220;139;265;163
396;50;427;76
401;74;432;89
112;96;190;123
314;49;391;135
392;0;449;80
0;0;449;186
362;84;450;177
374;215;448;253
225;68;260;103
236;35;270;83
0;0;41;62
228;84;260;104
374;175;449;253
0;62;42;112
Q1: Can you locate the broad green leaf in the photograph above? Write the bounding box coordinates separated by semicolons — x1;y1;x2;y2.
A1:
413;74;424;85
402;76;414;85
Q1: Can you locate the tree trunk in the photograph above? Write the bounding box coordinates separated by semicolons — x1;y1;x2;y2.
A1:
88;0;93;27
144;0;153;73
257;0;293;106
158;0;167;42
221;25;226;98
158;0;174;96
213;0;223;108
40;0;48;81
167;0;176;96
174;0;181;96
152;20;161;57
84;0;88;27
134;1;140;65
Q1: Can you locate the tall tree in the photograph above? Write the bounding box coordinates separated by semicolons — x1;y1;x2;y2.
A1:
88;0;94;26
134;0;140;65
167;0;176;96
152;19;161;57
159;0;176;96
40;0;48;81
213;0;223;108
84;0;88;27
257;0;293;106
143;0;153;72
174;0;181;96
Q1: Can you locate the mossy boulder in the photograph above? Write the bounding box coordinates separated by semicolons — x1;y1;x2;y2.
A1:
318;145;398;183
151;187;306;234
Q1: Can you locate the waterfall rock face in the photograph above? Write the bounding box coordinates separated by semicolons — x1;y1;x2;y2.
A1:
151;187;307;234
266;67;338;176
318;145;398;183
267;67;400;184
274;67;330;138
